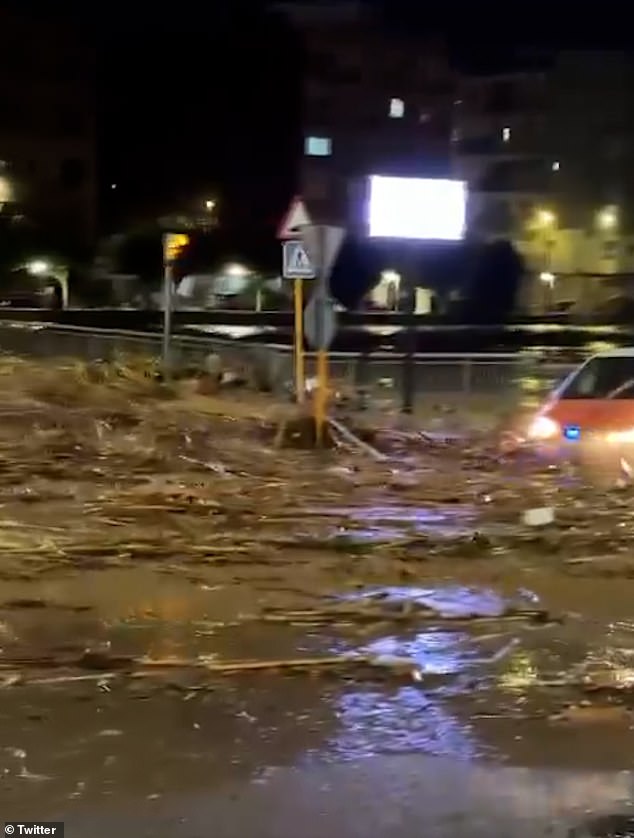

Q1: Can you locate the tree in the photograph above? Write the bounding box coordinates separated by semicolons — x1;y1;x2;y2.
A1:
0;215;85;280
115;229;163;287
460;240;525;323
329;238;380;309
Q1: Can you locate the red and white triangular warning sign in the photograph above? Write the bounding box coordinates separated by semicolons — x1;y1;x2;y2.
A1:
277;196;311;239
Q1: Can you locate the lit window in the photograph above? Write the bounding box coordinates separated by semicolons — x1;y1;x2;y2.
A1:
304;136;332;156
389;98;404;118
502;126;511;142
552;161;560;171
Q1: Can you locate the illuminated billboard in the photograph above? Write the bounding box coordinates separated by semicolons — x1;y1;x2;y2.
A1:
367;175;466;241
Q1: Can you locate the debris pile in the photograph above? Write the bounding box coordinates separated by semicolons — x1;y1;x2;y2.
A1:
0;353;630;580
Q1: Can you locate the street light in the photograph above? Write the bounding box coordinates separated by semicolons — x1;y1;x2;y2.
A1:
536;208;556;228
224;263;249;278
0;175;12;205
597;205;618;231
539;271;556;313
380;269;401;310
533;210;557;306
205;199;216;212
27;260;50;276
381;269;401;286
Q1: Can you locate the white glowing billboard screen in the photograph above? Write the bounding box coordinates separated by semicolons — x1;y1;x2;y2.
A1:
367;175;466;240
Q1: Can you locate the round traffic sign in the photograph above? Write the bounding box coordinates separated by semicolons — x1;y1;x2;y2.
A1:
303;295;337;350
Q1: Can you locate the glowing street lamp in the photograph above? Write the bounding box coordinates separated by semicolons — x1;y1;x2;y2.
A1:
224;262;249;278
381;269;401;285
597;205;618;231
205;199;216;212
27;260;50;276
539;271;556;313
0;175;12;205
380;269;401;310
533;209;557;280
536;208;556;228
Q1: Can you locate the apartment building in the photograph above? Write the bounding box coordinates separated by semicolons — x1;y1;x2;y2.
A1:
452;50;634;311
0;7;97;246
451;62;550;239
278;1;454;232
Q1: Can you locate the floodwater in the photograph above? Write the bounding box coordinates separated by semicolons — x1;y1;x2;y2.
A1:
4;543;634;835
314;502;477;542
6;351;634;834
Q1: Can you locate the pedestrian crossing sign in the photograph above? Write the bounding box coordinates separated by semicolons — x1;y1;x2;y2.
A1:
282;239;315;279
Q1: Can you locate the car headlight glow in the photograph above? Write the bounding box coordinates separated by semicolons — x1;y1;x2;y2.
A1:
527;416;560;441
606;428;634;444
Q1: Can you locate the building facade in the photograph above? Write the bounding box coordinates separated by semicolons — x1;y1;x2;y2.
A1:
279;2;454;232
0;7;97;247
451;65;551;242
452;51;634;312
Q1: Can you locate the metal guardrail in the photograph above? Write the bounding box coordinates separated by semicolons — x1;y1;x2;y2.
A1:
0;321;575;403
0;306;630;333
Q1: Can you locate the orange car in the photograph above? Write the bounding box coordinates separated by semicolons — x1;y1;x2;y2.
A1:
510;349;634;460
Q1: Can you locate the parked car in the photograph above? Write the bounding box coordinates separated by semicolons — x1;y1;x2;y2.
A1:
0;270;63;308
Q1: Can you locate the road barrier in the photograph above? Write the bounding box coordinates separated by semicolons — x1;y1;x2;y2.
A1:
0;306;629;333
0;322;574;405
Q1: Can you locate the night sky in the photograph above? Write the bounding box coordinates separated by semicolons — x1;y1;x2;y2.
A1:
11;0;634;237
92;1;298;235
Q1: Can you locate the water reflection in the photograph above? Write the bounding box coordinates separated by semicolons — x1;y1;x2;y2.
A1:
580;619;634;689
498;650;540;691
8;558;634;813
317;503;477;543
362;631;473;676
340;584;509;617
331;686;482;760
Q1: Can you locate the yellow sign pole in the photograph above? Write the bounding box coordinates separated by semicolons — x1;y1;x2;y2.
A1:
161;232;189;380
300;222;343;447
315;347;328;445
293;278;305;403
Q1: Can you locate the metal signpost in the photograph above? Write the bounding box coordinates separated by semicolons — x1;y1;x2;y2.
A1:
161;233;189;377
282;239;315;403
278;198;314;403
301;224;345;444
401;254;419;414
364;175;467;416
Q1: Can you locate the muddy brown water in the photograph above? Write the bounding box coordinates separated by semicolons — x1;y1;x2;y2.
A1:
0;480;630;833
3;554;634;824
